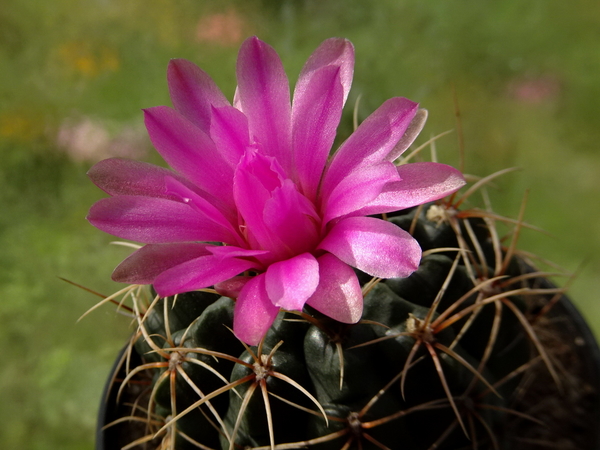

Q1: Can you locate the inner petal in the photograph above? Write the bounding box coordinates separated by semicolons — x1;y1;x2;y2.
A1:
234;149;321;260
265;253;319;310
263;179;322;259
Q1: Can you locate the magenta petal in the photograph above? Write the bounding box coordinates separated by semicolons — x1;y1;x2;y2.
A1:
234;274;280;345
386;109;428;162
233;150;287;254
167;59;230;132
353;162;466;216
208;245;269;260
296;38;354;107
112;243;210;284
88;196;234;243
322;161;400;223
88;158;192;199
236;37;292;173
143;106;235;208
321;97;418;199
215;276;252;299
263;180;321;258
162;175;241;239
291;65;344;200
306;253;363;323
209;105;250;167
153;250;258;298
265;253;319;310
319;216;421;278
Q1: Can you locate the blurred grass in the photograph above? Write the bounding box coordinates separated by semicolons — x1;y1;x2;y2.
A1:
1;0;599;448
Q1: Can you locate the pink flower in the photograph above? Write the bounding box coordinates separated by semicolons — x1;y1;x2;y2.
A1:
87;37;465;345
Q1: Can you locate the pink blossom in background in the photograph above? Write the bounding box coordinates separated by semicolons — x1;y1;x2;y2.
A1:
87;37;465;345
57;117;148;163
508;75;561;104
195;9;247;47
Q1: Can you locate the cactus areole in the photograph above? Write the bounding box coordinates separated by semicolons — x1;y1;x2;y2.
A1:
90;38;600;449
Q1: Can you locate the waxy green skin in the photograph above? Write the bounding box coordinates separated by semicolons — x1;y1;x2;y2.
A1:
134;204;531;450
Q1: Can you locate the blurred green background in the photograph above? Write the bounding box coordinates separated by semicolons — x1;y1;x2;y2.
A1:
1;0;599;448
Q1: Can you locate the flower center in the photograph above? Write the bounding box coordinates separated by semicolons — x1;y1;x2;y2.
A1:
234;149;323;264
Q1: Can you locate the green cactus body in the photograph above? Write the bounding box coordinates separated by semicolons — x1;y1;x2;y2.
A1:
110;200;568;450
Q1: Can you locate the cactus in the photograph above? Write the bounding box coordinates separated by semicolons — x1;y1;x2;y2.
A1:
100;199;574;450
90;37;594;449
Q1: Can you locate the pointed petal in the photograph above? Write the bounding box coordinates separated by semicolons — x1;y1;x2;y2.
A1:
292;65;344;200
87;196;234;243
321;161;399;223
306;253;363;323
143;106;235;208
386;109;428;161
296;38;354;106
162;175;241;244
167;58;230;132
209;105;250;167
236;37;292;172
208;245;269;260
112;243;210;284
233;150;287;254
234;274;280;345
265;253;319;310
215;276;252;299
353;162;466;216
321;97;418;199
87;158;194;199
153;250;259;297
318;216;421;278
263;180;321;258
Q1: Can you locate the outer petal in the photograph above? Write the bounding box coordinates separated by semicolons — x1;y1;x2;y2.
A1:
112;243;211;284
234;274;280;345
295;38;354;107
87;196;234;243
321;161;400;223
352;162;466;216
291;65;344;200
215;276;252;299
386;109;428;162
167;58;230;133
318;216;421;278
265;253;319;310
143;106;235;209
153;249;260;297
236;37;292;173
209;105;250;167
208;245;269;260
306;253;363;323
87;158;193;199
162;176;241;245
321;97;418;200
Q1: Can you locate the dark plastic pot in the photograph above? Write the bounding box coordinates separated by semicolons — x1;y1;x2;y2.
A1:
501;269;600;449
96;342;146;450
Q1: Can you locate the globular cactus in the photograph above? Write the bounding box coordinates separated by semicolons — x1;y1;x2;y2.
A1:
103;197;570;450
90;37;594;450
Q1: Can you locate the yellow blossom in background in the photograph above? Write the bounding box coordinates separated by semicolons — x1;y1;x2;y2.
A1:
57;42;120;78
0;111;46;143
